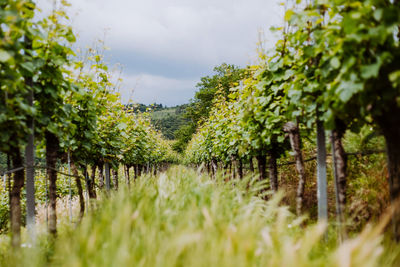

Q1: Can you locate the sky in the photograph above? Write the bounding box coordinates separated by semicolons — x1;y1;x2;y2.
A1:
36;0;284;106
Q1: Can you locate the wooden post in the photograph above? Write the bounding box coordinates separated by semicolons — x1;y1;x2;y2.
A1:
211;159;218;178
70;160;84;220
25;57;35;241
267;152;278;192
331;132;346;242
134;164;138;180
112;167;118;190
98;162;104;189
125;165;130;186
283;122;306;215
249;157;254;173
238;158;243;179
256;155;267;182
83;166;90;210
316;120;328;221
105;162;111;191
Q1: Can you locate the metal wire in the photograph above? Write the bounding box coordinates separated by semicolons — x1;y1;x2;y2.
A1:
277;149;385;167
0;164;83;179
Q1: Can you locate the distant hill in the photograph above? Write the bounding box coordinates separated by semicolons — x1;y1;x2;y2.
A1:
128;103;190;140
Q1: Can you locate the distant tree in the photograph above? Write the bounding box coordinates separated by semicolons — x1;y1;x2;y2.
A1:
173;123;196;153
186;63;246;126
175;63;247;151
151;113;189;140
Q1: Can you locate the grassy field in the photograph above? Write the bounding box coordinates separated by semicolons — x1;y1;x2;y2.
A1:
1;166;399;266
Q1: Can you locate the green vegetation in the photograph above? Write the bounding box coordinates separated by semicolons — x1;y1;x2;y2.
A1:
184;0;400;242
173;63;247;152
1;0;400;265
129;103;189;140
1;166;399;267
150;105;189;140
0;0;177;247
150;106;177;120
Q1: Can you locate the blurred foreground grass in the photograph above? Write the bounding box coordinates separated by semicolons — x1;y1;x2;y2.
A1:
1;165;400;267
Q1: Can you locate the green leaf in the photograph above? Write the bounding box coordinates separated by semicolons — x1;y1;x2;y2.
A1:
389;70;400;87
389;70;400;83
350;12;362;19
373;9;383;21
0;50;12;62
284;69;295;80
330;57;341;69
361;63;380;79
343;15;358;34
33;58;45;69
66;28;76;42
337;80;363;102
284;9;295;21
20;62;35;73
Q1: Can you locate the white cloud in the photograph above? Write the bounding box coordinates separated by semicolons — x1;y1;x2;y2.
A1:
38;0;283;64
35;0;284;104
119;73;197;106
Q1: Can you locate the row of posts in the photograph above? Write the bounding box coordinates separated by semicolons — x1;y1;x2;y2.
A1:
23;138;336;245
24;153;113;243
21;124;337;244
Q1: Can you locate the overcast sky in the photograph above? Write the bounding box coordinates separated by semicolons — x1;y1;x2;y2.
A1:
36;0;284;106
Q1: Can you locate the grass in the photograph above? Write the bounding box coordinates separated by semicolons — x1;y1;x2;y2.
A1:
0;165;399;266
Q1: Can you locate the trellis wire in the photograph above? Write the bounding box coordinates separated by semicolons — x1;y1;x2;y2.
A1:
0;149;386;179
277;149;385;167
0;165;82;179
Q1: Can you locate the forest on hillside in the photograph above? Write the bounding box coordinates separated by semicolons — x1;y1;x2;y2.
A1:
129;103;190;140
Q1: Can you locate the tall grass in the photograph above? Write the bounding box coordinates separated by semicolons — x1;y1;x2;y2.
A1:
0;166;398;266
